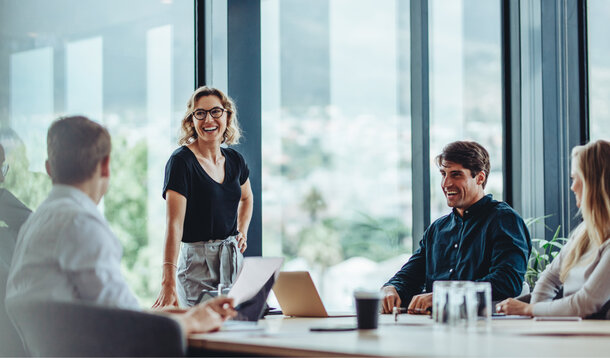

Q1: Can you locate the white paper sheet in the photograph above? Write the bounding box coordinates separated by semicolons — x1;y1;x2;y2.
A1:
228;257;284;306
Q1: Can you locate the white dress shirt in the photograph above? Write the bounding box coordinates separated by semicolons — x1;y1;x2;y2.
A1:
5;185;140;310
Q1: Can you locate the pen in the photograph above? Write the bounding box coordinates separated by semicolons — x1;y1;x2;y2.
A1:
393;307;407;322
407;307;431;314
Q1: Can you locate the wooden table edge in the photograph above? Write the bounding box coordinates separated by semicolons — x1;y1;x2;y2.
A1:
188;337;382;357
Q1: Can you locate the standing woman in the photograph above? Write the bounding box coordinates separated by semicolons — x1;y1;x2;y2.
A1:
497;139;610;318
153;86;253;308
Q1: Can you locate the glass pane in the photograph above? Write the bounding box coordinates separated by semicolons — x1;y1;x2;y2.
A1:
429;0;503;219
0;1;194;306
587;0;610;141
261;0;411;310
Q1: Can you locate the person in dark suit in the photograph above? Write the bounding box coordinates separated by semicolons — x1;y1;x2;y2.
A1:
0;142;32;270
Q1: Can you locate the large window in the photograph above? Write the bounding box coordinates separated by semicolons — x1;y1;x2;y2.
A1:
587;0;610;141
261;0;412;309
0;0;194;305
429;0;503;220
0;0;597;312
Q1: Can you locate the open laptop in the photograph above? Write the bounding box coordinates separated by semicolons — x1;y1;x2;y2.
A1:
272;271;356;317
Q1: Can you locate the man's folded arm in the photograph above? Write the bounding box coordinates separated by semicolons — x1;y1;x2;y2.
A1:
476;212;531;300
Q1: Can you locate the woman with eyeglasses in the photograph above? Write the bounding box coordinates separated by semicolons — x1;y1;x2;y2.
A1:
496;139;610;318
153;86;253;308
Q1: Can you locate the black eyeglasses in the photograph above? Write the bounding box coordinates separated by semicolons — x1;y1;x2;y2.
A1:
1;163;8;177
192;107;230;120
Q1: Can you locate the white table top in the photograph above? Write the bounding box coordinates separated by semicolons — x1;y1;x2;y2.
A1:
189;314;610;357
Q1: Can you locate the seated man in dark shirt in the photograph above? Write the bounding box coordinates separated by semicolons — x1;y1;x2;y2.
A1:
0;143;32;271
381;141;531;314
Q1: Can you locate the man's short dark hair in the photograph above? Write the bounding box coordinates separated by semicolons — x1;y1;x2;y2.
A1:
47;116;111;185
435;141;490;188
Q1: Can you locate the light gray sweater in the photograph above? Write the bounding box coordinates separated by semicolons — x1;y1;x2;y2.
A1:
531;238;610;317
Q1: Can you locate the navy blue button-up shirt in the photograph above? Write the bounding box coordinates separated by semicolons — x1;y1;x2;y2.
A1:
386;194;531;305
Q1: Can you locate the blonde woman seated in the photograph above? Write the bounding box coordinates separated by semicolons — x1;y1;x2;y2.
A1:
497;140;610;318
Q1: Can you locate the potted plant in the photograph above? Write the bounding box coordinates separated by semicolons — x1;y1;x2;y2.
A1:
524;216;568;290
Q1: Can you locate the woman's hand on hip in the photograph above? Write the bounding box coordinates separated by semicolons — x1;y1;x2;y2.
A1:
152;284;179;309
237;232;247;253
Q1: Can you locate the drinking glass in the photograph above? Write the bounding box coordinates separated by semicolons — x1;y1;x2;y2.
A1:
473;282;492;328
433;281;477;328
432;281;451;324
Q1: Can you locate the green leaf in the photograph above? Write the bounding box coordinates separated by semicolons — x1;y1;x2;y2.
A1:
524;214;553;227
551;225;562;241
545;241;565;250
525;216;568;287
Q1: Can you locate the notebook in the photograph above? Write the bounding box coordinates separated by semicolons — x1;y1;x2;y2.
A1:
220;273;276;331
272;271;356;317
195;257;283;324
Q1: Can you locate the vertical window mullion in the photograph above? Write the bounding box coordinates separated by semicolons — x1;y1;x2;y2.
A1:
410;0;431;249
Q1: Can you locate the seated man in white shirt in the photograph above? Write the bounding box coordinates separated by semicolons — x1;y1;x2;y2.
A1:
5;116;235;335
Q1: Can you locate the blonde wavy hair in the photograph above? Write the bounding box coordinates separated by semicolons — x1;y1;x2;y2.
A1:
560;139;610;281
178;86;242;146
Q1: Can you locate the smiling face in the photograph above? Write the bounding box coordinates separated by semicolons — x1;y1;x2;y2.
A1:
570;163;583;208
192;95;228;145
439;160;486;216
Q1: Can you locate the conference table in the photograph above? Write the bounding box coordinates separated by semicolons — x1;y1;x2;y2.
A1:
189;314;610;357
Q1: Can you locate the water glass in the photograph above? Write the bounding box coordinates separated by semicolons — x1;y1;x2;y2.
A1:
432;281;451;324
448;281;477;327
473;282;492;327
433;281;477;328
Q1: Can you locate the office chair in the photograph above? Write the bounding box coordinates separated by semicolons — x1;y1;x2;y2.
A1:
9;300;186;357
0;269;27;356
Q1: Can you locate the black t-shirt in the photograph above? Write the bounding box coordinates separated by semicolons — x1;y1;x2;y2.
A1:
162;146;249;242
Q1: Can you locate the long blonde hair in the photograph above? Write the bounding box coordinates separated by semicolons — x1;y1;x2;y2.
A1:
178;86;242;146
560;140;610;281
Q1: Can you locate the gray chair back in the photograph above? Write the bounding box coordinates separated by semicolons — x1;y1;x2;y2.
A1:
0;269;27;356
9;300;186;357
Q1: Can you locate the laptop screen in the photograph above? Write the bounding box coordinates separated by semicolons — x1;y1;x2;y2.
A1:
232;274;276;321
196;257;283;322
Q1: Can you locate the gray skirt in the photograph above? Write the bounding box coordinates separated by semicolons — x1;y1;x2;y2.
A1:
176;235;243;307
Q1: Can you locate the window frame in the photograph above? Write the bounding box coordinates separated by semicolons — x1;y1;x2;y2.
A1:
197;0;591;253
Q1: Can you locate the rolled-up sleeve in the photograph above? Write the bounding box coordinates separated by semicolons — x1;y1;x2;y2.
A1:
58;213;140;310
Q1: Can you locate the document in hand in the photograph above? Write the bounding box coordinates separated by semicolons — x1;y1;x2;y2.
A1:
227;257;283;321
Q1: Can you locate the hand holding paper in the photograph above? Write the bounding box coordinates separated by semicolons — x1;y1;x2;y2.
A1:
228;257;283;306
